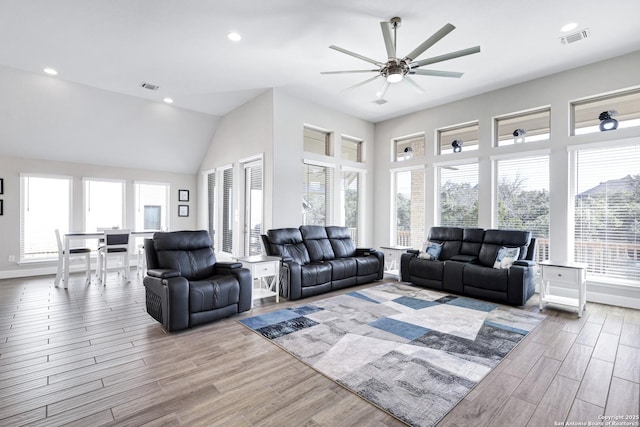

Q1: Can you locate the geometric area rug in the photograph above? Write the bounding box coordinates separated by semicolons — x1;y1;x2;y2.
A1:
239;282;545;427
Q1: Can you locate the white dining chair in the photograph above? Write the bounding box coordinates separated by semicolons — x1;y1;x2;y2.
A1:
54;229;92;286
98;229;131;284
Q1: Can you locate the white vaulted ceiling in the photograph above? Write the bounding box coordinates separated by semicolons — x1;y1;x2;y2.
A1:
1;0;639;172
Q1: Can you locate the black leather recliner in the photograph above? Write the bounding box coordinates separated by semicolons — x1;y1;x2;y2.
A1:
143;230;252;331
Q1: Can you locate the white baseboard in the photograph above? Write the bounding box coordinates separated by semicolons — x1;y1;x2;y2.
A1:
535;280;640;310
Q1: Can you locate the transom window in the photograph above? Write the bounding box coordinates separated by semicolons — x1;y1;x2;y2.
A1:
437;122;479;154
304;127;331;156
393;134;425;162
571;87;640;135
495;108;551;146
341;135;364;162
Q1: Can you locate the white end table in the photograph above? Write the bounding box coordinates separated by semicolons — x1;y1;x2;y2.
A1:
539;260;588;317
380;246;411;281
237;255;280;306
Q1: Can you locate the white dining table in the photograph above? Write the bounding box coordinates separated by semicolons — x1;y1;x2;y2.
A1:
62;231;157;287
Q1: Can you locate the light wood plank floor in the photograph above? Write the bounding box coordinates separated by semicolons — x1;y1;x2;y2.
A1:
0;272;638;426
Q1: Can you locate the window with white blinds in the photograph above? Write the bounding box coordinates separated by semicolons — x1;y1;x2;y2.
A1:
392;168;425;248
303;162;334;226
134;182;169;232
438;163;479;228
574;144;640;283
84;178;125;233
304;127;331;156
244;160;263;256
20;174;72;261
222;168;233;254
495;155;550;261
207;172;216;244
340;168;364;245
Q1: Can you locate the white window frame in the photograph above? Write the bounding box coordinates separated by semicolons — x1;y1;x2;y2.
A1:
20;173;73;262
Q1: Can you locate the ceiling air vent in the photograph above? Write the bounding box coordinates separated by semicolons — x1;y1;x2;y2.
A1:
372;99;388;105
560;28;590;45
140;82;160;91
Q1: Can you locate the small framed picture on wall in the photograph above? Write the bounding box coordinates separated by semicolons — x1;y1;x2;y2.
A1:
0;178;4;195
178;205;189;217
0;199;3;216
178;189;189;202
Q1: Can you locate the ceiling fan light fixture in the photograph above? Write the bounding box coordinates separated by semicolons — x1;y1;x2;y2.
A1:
387;71;403;83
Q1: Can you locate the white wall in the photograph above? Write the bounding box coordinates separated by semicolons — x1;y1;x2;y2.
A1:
197;90;275;255
373;50;640;307
0;155;197;278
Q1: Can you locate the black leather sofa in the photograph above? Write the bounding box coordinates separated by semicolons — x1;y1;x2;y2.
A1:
143;230;252;331
261;225;384;300
400;227;537;306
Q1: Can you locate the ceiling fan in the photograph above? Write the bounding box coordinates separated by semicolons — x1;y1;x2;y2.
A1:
321;17;480;102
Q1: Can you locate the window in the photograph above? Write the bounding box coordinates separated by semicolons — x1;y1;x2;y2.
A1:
495;108;551;146
244;160;263;256
571;87;640;135
20;174;72;261
438;122;479;154
84;178;125;234
303;162;334;226
495;155;550;262
207;171;216;244
222;167;234;254
340;168;365;245
438;163;478;228
304;127;331;156
392;168;425;247
341;135;364;162
574;143;640;283
393;134;425;162
135;182;169;231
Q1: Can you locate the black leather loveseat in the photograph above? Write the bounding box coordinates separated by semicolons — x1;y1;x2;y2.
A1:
143;230;252;331
261;225;384;300
400;227;537;306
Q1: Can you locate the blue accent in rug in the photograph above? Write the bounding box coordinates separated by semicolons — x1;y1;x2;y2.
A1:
369;317;431;340
445;296;499;312
239;282;545;427
347;290;380;304
393;295;440;310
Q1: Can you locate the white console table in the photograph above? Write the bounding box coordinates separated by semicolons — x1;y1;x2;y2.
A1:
380;246;411;281
539;260;588;317
237;255;280;306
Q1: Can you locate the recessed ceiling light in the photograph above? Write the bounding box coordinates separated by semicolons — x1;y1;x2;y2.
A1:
561;22;578;32
43;67;58;75
227;32;242;42
163;97;174;104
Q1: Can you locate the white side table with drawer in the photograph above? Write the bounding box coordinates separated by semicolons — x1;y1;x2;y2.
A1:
539;260;588;317
380;246;411;281
237;255;280;306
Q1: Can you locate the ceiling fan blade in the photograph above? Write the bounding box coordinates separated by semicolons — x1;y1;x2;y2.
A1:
329;45;383;67
380;21;396;60
376;80;390;100
321;69;379;75
411;69;464;78
403;23;455;62
404;76;425;94
343;74;382;92
410;46;481;68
